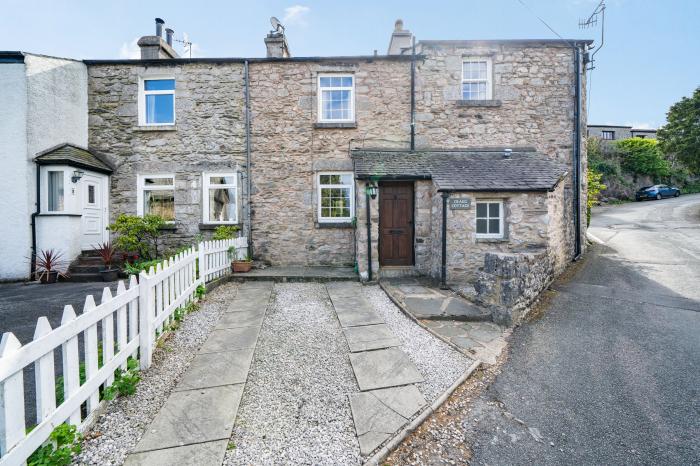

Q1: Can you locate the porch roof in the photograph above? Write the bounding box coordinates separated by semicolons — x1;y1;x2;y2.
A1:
34;143;113;174
351;148;569;192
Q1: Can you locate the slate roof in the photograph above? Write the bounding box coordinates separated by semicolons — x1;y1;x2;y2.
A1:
34;144;113;174
352;149;568;192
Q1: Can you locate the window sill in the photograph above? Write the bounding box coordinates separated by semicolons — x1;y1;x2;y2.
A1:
314;122;357;129
456;100;502;108
475;237;508;243
37;213;82;217
316;222;354;229
134;125;177;132
198;223;240;231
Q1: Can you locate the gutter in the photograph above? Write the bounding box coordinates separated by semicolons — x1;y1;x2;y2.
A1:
440;192;449;289
244;60;253;254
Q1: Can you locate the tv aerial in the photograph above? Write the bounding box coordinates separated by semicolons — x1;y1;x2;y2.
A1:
579;0;606;70
270;16;285;34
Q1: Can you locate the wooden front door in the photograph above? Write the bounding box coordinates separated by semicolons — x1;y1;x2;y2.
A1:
379;182;414;266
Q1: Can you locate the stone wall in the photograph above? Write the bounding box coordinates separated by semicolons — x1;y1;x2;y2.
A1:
248;58;411;266
87;62;248;251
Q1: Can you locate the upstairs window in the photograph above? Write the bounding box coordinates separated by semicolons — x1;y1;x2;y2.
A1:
318;75;355;122
47;170;65;212
203;173;238;224
318;172;354;222
475;201;503;239
602;130;615;140
140;78;175;125
138;175;175;221
462;57;492;100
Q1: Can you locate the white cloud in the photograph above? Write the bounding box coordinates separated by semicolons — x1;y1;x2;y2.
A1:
283;5;310;27
118;38;140;59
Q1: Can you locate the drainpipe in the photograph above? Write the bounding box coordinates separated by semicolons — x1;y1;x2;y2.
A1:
244;60;253;255
573;45;582;259
410;36;416;151
30;165;41;278
365;186;373;282
440;191;449;289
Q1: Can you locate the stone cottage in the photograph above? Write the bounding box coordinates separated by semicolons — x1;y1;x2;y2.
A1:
2;18;590;304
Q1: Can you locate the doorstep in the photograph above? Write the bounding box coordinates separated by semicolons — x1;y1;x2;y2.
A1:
231;265;357;282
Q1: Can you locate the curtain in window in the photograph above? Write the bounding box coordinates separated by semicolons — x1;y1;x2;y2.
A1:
48;171;64;211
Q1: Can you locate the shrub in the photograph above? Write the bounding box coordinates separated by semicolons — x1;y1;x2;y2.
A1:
103;358;140;400
27;423;82;466
212;225;240;240
615;138;670;179
587;168;607;226
109;214;165;260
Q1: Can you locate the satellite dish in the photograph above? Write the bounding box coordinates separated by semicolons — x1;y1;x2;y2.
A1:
270;16;285;34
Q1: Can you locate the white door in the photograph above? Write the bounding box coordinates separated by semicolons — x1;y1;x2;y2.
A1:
81;174;108;250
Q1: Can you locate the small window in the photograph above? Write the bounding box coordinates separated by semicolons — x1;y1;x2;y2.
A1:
462;57;492;100
636;134;646;139
475;201;503;238
318;172;354;222
203;173;238;224
138;175;175;221
48;171;64;212
602;130;615;140
87;184;96;205
318;75;355;122
140;78;175;125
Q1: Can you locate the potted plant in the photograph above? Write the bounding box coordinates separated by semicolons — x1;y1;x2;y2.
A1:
34;249;68;284
94;241;119;281
229;246;253;273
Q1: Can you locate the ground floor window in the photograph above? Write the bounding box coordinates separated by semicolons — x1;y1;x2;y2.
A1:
318;172;354;222
47;170;65;212
475;200;503;238
203;173;238;224
138;175;175;221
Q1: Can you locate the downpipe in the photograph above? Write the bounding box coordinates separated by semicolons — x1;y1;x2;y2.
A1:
440;191;449;289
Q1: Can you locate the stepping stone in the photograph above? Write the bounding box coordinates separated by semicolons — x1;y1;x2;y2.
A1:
350;392;407;455
125;440;227;466
132;384;244;453
349;347;424;391
370;385;426;419
216;309;265;329
335;308;384;328
199;327;260;353
174;348;254;391
343;324;401;352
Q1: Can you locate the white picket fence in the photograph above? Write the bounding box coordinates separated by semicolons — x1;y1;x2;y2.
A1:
0;237;247;465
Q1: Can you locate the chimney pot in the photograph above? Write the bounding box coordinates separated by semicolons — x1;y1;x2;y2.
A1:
388;19;412;55
395;19;404;31
155;18;165;37
165;28;174;46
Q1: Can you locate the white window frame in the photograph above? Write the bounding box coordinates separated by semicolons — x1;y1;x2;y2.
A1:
46;169;66;213
317;172;355;223
137;174;175;221
475;200;504;239
317;74;355;123
138;77;176;126
601;130;615;140
202;172;239;224
461;57;493;101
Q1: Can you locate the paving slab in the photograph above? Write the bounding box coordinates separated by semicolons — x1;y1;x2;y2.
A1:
350;392;407;455
132;384;244;453
216;309;266;329
349;347;424;391
342;324;401;352
174;348;254;391
125;440;228;466
335;308;385;328
199;326;260;353
370;385;426;419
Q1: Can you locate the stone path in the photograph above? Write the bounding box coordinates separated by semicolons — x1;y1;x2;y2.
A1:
327;283;427;456
382;278;507;365
124;282;272;466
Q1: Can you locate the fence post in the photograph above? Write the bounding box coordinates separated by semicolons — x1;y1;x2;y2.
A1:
0;332;25;457
198;241;206;284
138;270;154;370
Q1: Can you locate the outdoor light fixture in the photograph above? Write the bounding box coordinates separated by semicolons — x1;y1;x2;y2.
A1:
365;182;378;199
71;170;84;183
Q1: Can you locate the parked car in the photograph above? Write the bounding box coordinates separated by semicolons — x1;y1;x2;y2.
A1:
635;185;681;201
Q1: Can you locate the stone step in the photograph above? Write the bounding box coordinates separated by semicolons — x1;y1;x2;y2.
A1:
378;266;420;279
69;264;104;274
67;272;105;283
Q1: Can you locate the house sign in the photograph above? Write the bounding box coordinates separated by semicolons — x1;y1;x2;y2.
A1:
449;198;472;210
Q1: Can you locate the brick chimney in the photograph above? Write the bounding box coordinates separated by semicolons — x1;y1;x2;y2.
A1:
137;18;179;59
387;19;413;55
265;31;290;58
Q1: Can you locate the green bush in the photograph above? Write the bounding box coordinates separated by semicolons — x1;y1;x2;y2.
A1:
615;138;670;179
109;214;165;260
103;358;140;400
124;258;165;276
657;87;700;175
587;168;607;226
28;423;82;466
212;225;240;240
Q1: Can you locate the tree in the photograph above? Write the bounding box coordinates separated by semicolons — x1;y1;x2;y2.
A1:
615;138;669;179
658;87;700;175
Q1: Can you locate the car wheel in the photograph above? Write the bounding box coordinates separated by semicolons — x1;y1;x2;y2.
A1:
656;194;662;200
674;191;680;197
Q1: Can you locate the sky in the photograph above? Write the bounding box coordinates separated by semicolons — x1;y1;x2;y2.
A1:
1;0;698;128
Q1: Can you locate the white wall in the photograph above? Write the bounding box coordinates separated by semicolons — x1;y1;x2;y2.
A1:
0;62;30;280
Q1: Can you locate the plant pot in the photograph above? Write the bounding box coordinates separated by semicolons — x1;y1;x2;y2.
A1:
40;271;58;284
231;261;253;273
100;268;120;282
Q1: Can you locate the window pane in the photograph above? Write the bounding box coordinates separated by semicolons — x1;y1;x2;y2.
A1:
144;190;174;220
489;203;500;217
489;219;500;234
88;185;95;204
144;177;173;186
48;171;64;211
144;79;175;91
209;175;236;185
476;203;487;218
146;94;174;124
320;184;351;219
208;188;237;222
321;88;352;120
476;218;487;234
341;76;353;87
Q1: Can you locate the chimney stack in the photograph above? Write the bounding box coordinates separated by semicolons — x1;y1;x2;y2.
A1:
165;28;174;46
265;28;290;58
155;18;165;37
387;19;413;55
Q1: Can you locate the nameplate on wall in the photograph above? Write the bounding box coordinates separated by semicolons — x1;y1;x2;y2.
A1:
448;198;472;210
